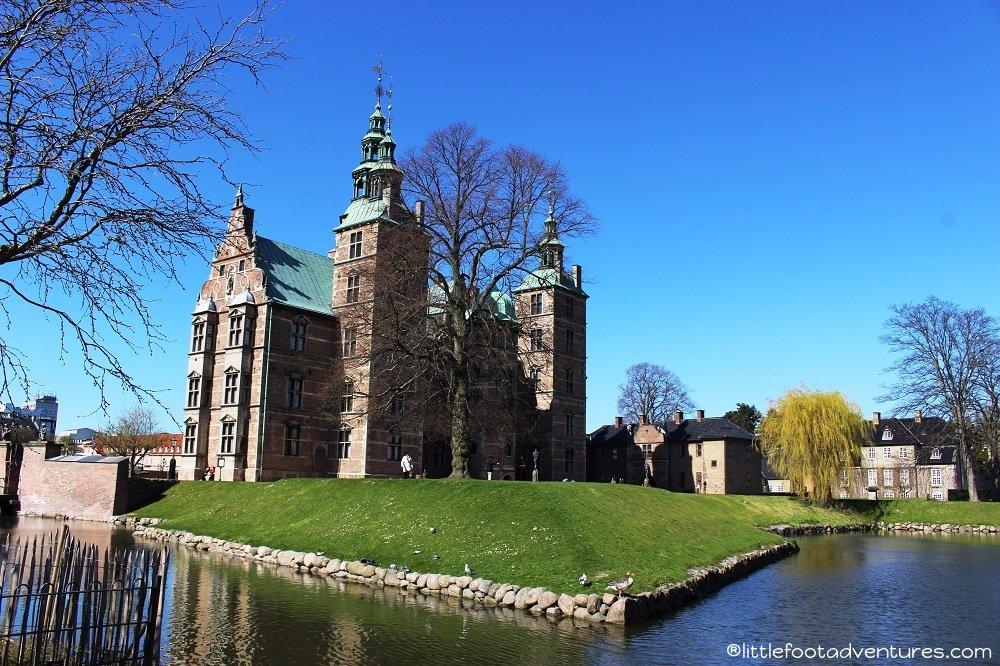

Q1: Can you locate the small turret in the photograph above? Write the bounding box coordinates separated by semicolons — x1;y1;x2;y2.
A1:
227;184;254;237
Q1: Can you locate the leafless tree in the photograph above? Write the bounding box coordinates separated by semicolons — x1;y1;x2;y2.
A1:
880;296;997;501
970;339;1000;499
616;362;693;424
332;123;596;478
0;0;285;409
100;404;160;476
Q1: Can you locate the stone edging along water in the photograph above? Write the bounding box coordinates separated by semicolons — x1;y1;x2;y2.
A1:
766;522;1000;536
128;519;798;626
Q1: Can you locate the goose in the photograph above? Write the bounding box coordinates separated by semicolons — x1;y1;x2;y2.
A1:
360;557;376;566
464;564;473;575
579;573;590;586
429;527;437;533
606;573;634;598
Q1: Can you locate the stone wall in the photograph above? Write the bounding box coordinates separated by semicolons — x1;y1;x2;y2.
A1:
131;523;798;626
17;444;129;520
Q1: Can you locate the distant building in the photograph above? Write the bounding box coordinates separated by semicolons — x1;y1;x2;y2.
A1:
837;410;964;501
1;395;58;440
762;461;791;494
587;410;763;494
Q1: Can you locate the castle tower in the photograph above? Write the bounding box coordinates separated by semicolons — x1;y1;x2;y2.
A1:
330;76;429;478
514;204;587;480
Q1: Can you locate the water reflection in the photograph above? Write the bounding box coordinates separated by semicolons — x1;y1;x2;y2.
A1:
2;518;998;665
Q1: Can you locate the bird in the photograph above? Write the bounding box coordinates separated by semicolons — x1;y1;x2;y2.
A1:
464;564;472;575
431;554;441;561
389;564;398;571
606;573;634;598
429;527;437;534
399;565;410;575
579;573;590;586
360;558;376;566
413;550;422;555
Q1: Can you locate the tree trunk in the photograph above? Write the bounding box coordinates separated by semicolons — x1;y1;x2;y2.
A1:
450;375;470;478
959;432;979;501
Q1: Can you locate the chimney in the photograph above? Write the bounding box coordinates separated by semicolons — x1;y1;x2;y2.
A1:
673;410;683;425
873;412;881;426
572;264;582;289
696;409;704;423
914;409;922;423
414;200;425;224
614;416;623;429
639;414;647;426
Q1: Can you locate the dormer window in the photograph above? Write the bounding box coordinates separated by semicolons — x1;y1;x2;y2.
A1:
882;429;893;441
930;447;942;460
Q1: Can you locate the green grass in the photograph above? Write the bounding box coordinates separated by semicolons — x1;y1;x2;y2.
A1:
840;498;1000;525
133;479;860;593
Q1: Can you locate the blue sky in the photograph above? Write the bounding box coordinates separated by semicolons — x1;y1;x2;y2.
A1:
6;1;1000;432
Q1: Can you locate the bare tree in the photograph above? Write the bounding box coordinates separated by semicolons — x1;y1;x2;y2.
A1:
334;123;596;478
880;296;996;501
100;405;159;475
970;339;1000;500
0;0;285;408
616;362;693;424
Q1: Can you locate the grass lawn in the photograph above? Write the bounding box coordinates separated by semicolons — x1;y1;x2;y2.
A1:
132;479;859;593
841;498;1000;525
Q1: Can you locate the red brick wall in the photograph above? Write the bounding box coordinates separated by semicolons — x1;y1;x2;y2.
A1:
17;444;128;519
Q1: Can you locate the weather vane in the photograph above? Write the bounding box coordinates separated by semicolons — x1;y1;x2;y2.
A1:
372;56;385;106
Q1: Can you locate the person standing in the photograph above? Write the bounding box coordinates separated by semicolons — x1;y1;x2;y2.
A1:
401;453;414;479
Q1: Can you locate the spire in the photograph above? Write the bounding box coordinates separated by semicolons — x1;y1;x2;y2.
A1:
233;183;244;209
539;192;564;271
226;184;254;237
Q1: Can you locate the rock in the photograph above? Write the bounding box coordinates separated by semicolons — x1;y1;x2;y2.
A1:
462;588;474;599
590;612;605;622
303;553;319;568
545;606;561;618
524;588;542;607
502;591;516;606
477;579;492;594
346;561;376;577
416;574;428;588
494;584;512;601
425;574;440;590
314;556;330;569
483;596;497;607
324;559;341;574
573;607;591;620
528;604;544;616
587;594;600;613
514;587;531;609
599;603;609;614
537;590;559;610
375;567;387;581
558;594;576;615
456;576;472;589
438;575;452;588
602;593;616;606
574;593;589;607
447;584;462;597
384;571;401;587
406;572;419;583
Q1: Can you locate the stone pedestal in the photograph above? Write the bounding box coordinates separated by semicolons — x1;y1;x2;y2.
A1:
532;469;539;482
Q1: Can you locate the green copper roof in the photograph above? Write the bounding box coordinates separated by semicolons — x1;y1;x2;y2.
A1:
515;267;587;296
337;197;392;231
254;236;333;314
427;283;518;322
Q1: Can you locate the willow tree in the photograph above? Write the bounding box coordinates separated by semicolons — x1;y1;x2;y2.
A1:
759;389;868;502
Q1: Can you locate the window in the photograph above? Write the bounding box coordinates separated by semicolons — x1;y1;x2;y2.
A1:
564;412;574;437
183;423;197;454
342;327;357;356
530;328;544;351
611;447;618;461
883;490;894;499
346;274;361;303
224;371;240;405
932;490;944;500
565;298;575;320
187;375;201;408
930;447;942;460
882;429;893;441
337;426;351;459
882;447;892;459
883;469;893;486
565;329;575;352
901;489;912;499
530;293;542;315
221;420;235;454
695;444;702;457
192;322;206;352
340;380;355;413
286;377;303;409
710;459;717;468
348;231;363;259
388;431;402;461
898;446;908;459
641;444;651;459
866;448;876;460
530;366;542;392
390;393;405;416
564;448;574;475
931;468;942;487
290;320;307;351
284;423;301;456
228;314;243;347
868;469;878;487
840;469;848;485
564;369;575;394
900;468;910;486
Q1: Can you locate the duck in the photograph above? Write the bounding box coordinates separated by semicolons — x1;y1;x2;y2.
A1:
606;573;634;598
579;573;590;586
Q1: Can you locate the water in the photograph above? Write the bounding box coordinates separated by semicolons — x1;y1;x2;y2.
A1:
2;518;998;665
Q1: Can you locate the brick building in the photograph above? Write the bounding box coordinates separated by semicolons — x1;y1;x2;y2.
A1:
180;92;587;482
837;411;964;500
587;410;763;494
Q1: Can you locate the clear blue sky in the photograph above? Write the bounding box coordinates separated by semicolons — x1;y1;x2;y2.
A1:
7;1;1000;432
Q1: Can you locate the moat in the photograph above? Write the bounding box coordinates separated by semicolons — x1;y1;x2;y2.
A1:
2;517;998;664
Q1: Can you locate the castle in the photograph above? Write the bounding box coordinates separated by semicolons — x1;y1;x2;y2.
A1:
180;93;587;482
